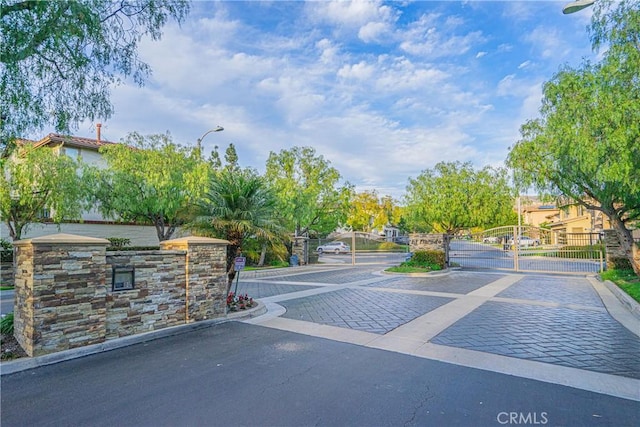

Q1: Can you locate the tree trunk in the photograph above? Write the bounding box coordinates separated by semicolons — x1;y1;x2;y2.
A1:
258;244;267;267
610;215;640;276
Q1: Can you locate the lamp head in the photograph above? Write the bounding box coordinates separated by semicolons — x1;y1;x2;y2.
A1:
562;0;595;14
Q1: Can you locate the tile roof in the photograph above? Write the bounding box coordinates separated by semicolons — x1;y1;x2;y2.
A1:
19;133;117;151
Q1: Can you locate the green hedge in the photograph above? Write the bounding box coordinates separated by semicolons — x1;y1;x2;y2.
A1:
107;246;161;251
410;250;446;268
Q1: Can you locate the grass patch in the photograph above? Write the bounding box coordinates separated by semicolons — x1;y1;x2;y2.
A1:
386;250;445;273
0;313;14;335
600;269;640;303
386;264;441;273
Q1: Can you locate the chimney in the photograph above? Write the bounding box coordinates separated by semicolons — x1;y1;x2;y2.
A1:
96;123;102;143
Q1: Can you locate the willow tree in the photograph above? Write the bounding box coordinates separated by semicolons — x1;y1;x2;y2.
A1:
87;132;209;242
404;161;516;234
264;146;352;237
0;0;189;154
507;0;640;274
0;144;85;240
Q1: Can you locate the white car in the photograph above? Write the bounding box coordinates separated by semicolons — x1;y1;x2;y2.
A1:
316;241;351;254
482;236;500;244
509;236;541;247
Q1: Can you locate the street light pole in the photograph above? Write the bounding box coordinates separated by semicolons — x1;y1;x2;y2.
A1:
196;126;224;158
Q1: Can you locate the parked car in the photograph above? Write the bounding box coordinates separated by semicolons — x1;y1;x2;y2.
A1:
508;236;541;247
482;236;500;244
316;241;351;254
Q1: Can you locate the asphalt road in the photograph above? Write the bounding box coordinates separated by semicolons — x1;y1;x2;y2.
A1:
1;321;638;427
1;289;13;316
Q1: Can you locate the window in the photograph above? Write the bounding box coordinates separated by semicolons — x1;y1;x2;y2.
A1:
62;146;79;159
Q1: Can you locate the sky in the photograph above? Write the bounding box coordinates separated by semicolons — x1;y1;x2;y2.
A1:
70;0;598;200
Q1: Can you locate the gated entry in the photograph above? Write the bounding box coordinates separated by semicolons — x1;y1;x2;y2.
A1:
449;226;604;274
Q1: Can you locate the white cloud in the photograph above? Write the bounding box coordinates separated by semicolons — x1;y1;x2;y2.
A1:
518;60;532;69
67;1;597;200
399;13;486;58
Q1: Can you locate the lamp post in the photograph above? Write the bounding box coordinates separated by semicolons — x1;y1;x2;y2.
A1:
196;126;224;158
562;0;595;14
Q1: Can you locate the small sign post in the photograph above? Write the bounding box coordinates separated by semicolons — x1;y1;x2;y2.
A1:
233;256;246;295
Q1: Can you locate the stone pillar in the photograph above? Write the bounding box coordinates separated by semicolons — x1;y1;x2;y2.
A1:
603;229;635;270
160;236;229;321
409;233;450;266
291;236;308;265
13;233;110;357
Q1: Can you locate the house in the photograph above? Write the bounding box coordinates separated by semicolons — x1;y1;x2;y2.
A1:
521;204;560;228
546;203;611;245
1;129;163;246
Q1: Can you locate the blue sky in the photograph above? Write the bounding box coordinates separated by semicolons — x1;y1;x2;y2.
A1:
74;0;597;199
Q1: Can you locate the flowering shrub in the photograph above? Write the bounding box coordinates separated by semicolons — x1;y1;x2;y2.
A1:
227;292;255;311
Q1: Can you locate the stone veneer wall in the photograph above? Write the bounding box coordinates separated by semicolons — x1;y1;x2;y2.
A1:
13;234;109;357
291;237;308;265
409;233;450;266
13;233;228;357
159;237;228;321
603;229;640;270
1;261;14;286
105;250;187;339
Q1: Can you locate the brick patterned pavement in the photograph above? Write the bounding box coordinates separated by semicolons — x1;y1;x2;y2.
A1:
496;275;604;307
261;267;381;284
361;272;503;294
241;267;640;380
431;300;640;379
280;288;454;334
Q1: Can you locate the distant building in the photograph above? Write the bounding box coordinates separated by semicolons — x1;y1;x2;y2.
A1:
1;131;164;246
521;204;560;228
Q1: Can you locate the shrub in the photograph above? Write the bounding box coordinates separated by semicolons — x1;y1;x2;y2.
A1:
106;237;131;249
410;250;446;268
0;313;14;335
270;259;289;268
107;246;160;251
609;257;633;270
379;242;401;250
0;239;13;263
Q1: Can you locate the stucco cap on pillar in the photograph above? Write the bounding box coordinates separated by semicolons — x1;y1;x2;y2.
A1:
161;236;230;247
13;233;111;246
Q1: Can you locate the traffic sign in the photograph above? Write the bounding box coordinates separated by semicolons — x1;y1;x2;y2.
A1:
234;256;246;271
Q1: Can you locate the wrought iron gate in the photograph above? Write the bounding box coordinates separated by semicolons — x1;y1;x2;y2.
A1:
449;226;604;274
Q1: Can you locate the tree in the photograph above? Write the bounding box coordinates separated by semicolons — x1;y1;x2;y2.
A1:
87;131;209;242
0;144;85;240
347;190;396;233
0;0;189;153
404;161;516;234
507;0;640;274
189;168;284;293
264;146;353;237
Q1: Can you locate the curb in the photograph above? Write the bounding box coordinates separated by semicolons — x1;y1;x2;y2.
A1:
0;302;265;376
602;279;640;321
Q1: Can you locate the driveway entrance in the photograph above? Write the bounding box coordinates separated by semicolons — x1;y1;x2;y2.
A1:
449;226;605;274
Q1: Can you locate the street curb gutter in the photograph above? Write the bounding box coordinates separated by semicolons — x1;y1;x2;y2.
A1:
0;302;266;376
602;279;640;321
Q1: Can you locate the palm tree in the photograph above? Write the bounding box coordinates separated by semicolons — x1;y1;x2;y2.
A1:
189;168;285;294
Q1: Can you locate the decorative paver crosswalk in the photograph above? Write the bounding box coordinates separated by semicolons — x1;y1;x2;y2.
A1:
279;288;453;334
239;264;640;398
